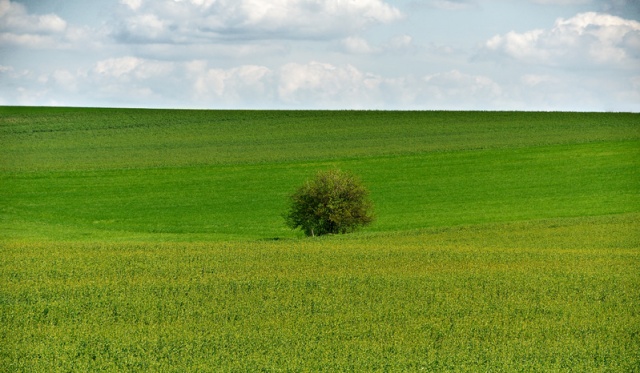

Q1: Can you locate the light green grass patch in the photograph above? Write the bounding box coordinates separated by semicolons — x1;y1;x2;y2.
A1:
1;215;638;371
1;140;637;241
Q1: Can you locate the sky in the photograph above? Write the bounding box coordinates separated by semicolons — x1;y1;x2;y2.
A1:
1;0;639;111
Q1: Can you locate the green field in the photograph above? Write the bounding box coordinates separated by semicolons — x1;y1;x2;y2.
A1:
1;107;639;371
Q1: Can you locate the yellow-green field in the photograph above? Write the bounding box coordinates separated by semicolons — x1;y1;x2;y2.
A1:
1;107;639;371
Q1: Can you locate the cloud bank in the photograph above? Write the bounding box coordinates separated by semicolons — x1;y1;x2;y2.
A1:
113;0;403;43
0;0;638;111
484;12;640;68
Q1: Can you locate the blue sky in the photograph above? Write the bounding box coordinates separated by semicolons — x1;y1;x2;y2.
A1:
1;0;639;111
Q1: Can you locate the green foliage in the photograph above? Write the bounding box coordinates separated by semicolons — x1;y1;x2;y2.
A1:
285;169;374;236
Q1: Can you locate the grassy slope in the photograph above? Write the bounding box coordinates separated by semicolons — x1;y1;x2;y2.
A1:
1;108;637;171
1;107;638;240
1;107;639;371
1;141;638;241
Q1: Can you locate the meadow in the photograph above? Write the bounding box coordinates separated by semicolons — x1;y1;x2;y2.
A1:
1;107;639;371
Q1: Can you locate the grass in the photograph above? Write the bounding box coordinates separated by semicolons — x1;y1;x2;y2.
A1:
1;108;638;172
2;215;638;371
1;140;637;241
1;107;639;370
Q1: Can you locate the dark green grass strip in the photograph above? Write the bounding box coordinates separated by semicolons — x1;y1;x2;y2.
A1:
2;108;638;171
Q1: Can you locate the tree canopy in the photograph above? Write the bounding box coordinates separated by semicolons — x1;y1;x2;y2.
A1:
285;169;374;237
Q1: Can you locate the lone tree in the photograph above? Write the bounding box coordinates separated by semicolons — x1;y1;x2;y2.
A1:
285;169;374;237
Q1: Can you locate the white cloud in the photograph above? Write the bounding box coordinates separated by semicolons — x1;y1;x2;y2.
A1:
0;0;97;49
94;57;142;78
275;63;504;109
483;12;640;68
192;64;274;104
339;34;414;55
508;71;640;111
121;0;144;11
112;0;403;43
0;0;67;34
2;1;639;112
278;61;385;106
1;55;638;111
123;14;167;40
94;56;174;80
406;0;477;11
421;70;502;108
341;36;377;54
0;33;52;48
85;57;179;105
427;0;478;10
386;35;413;50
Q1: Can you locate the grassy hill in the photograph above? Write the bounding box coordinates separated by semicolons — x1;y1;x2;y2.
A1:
1;107;638;240
1;107;639;371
